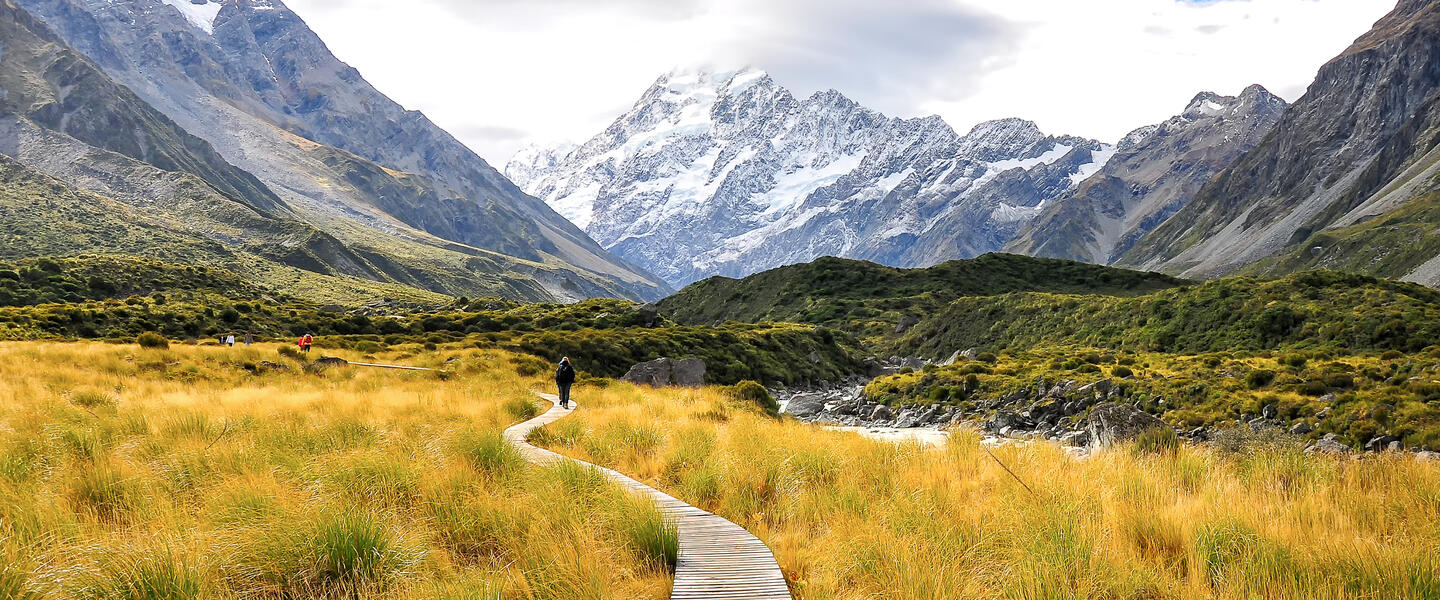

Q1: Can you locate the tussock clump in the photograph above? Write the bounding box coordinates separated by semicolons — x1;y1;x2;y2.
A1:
455;429;523;479
503;396;540;421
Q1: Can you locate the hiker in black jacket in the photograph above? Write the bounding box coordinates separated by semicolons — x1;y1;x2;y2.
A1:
555;357;576;409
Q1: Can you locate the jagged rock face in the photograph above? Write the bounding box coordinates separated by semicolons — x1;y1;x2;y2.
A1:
508;68;1112;288
13;0;669;301
1007;86;1287;264
1117;0;1440;286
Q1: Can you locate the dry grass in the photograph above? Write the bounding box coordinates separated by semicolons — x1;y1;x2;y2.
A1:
536;382;1440;599
0;341;670;599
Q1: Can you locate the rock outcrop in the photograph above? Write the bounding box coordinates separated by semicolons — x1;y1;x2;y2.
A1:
1086;403;1170;447
622;358;706;387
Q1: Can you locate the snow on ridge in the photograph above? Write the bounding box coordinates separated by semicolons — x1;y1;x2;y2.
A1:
160;0;224;34
1069;144;1117;185
757;152;867;216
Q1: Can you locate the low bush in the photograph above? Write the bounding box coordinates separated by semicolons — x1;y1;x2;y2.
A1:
1245;369;1277;389
725;381;778;416
136;332;168;349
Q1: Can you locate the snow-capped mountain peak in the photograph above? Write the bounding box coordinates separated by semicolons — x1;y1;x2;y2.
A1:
508;67;1113;287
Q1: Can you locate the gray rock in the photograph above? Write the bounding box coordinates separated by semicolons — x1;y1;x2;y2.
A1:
864;358;896;378
900;357;926;371
1086;402;1170;447
784;393;828;418
1077;378;1111;399
622;357;706;387
622;358;673;387
672;358;706;387
1416;451;1440;462
258;361;290;373
632;303;660;327
896;316;920;334
1308;434;1351;455
1316;406;1332;419
305;356;349;374
1262;404;1277;419
1317;393;1337;404
1288;422;1314;435
870;405;894;421
1059;430;1089;446
1387;441;1403;452
807;351;822;364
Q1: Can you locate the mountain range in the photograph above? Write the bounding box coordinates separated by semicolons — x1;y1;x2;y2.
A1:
513;0;1440;291
3;0;1439;303
507;68;1115;288
1;0;668;303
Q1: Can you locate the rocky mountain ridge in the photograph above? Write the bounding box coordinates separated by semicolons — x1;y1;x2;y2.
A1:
7;0;668;301
1007;86;1288;264
1116;0;1440;286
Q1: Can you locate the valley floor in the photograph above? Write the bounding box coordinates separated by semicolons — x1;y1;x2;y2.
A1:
0;341;1437;599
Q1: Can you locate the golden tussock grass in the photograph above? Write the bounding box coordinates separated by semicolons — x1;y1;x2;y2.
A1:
0;341;669;599
535;381;1440;599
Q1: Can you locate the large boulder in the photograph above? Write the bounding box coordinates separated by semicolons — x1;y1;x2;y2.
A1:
784;393;828;418
1086;403;1169;447
672;358;706;386
632;303;660;327
622;358;672;387
622;358;706;387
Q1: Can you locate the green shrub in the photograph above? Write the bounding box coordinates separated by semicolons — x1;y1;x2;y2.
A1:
1323;374;1354;389
1299;380;1329;396
1112;366;1134;378
1245;369;1277;389
976;352;998;363
1381;350;1404;361
726;381;778;416
1281;355;1308;369
136;332;168;349
964;373;981;391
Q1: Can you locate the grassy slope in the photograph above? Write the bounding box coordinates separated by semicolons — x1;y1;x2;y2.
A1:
0;295;854;386
534;380;1440;599
659;254;1187;342
0;342;673;599
890;270;1440;359
1246;189;1440;281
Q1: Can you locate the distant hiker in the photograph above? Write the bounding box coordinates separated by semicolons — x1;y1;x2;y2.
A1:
299;333;314;354
225;334;235;347
243;332;254;346
555;357;576;409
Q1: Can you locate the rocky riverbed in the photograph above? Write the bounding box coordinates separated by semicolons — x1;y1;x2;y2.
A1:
773;364;1440;459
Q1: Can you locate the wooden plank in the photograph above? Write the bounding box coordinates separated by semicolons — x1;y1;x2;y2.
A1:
505;393;793;600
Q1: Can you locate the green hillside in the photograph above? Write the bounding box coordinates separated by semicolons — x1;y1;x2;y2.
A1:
659;253;1188;341
889;270;1440;358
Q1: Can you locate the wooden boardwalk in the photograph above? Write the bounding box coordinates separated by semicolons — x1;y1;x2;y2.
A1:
504;393;792;600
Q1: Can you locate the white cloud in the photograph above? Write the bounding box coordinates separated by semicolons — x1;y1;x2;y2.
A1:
282;0;1395;163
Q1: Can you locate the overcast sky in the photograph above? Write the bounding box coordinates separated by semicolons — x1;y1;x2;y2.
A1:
284;0;1395;165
